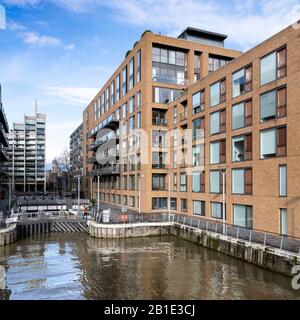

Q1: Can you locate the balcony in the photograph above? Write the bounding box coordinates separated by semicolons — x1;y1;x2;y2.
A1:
180;111;188;122
152;163;166;169
152;75;189;86
0;123;9;147
92;164;121;176
152;117;168;126
0;104;9;133
0;145;9;161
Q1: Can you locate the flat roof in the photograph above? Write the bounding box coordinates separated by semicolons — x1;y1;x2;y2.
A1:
178;27;228;41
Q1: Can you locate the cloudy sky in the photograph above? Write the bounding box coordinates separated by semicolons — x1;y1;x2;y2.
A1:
0;0;299;166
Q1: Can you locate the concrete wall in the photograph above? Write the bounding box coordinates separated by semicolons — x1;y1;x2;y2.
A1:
88;221;172;239
0;224;17;246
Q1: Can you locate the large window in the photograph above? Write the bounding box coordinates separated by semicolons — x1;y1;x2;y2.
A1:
181;199;188;212
210;79;226;107
122;103;127;119
260;47;286;86
105;87;110;111
152;197;167;209
129;96;135;114
193;117;205;141
280;208;288;235
173;173;177;191
279;165;287;197
129;116;135;134
110;80;115;106
210;140;226;164
210;110;226;135
152;174;166;191
209;55;231;73
180;173;187;192
192;144;204;166
116;74;121;101
192;171;205;193
233;205;253;229
232;134;252;162
136;91;141;109
153;87;181;104
152;152;166;169
192;90;205;114
129;58;135;90
101;93;105;114
232;66;252;98
122;66;127;96
260;126;286;159
122;175;127;190
152;46;187;85
210;170;222;194
193;201;205;216
232;168;252;195
194;53;200;82
232;100;252;130
211;202;223;219
129;174;135;190
137;50;141;82
260;87;286;122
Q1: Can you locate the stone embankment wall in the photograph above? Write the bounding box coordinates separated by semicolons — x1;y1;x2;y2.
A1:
0;224;17;246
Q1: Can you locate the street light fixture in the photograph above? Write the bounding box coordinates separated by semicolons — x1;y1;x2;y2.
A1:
219;165;228;235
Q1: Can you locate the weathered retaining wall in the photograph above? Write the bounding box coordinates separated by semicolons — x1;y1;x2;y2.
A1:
88;221;171;239
170;224;300;277
0;224;17;246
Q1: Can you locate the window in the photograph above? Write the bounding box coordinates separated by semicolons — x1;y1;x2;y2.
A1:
180;173;187;192
129;96;135;114
129;196;135;207
210;79;226;107
232;66;252;98
122;175;127;190
152;174;166;191
279;165;287;197
194;53;200;82
129;174;135;190
122;103;127;119
116;74;121;101
210;110;225;135
260;47;286;85
232;134;252;162
136;91;141;109
181;199;187;212
152;152;166;169
232;168;252;195
153;87;182;104
193;117;205;140
232;100;252;130
137;112;141;129
110;80;115;106
173;106;177;123
129;116;135;134
260;126;286;159
192;90;205;114
152;130;167;148
171;198;177;210
94;101;97;121
209;56;231;73
192;144;204;166
123;195;128;205
129;58;134;90
105;87;110;111
210;140;226;164
233;205;253;228
116;194;121;204
280;208;288;235
260;87;286;122
101;93;105;114
173;173;177;191
137;50;141;83
192;171;205;193
129;155;135;171
193;201;205;216
122;66;127;96
211;202;223;219
152;197;167;209
210;170;221;194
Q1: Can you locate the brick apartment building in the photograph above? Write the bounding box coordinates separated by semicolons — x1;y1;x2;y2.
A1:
82;24;300;237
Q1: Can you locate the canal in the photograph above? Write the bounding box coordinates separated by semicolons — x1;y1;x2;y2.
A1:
0;234;299;300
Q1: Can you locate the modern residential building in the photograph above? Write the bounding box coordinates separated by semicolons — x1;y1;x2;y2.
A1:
0;84;9;201
83;24;300;237
7;110;46;193
70;123;83;194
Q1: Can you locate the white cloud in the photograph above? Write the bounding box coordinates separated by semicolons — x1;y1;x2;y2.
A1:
41;85;99;107
22;31;62;47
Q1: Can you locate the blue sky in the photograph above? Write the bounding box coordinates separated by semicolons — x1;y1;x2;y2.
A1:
0;0;299;165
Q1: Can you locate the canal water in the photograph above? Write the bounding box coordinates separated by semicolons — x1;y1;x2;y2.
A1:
0;234;299;300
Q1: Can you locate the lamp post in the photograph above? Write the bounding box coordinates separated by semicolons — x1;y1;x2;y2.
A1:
219;165;228;235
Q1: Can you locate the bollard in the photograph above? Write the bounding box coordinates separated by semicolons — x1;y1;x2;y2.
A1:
263;233;267;246
215;223;218;233
198;219;200;229
177;215;179;224
225;225;228;236
206;221;208;232
249;230;253;243
298;247;300;256
190;218;193;227
236;228;240;240
183;217;186;225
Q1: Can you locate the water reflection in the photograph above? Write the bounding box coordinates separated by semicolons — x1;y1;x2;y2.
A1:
0;234;299;300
